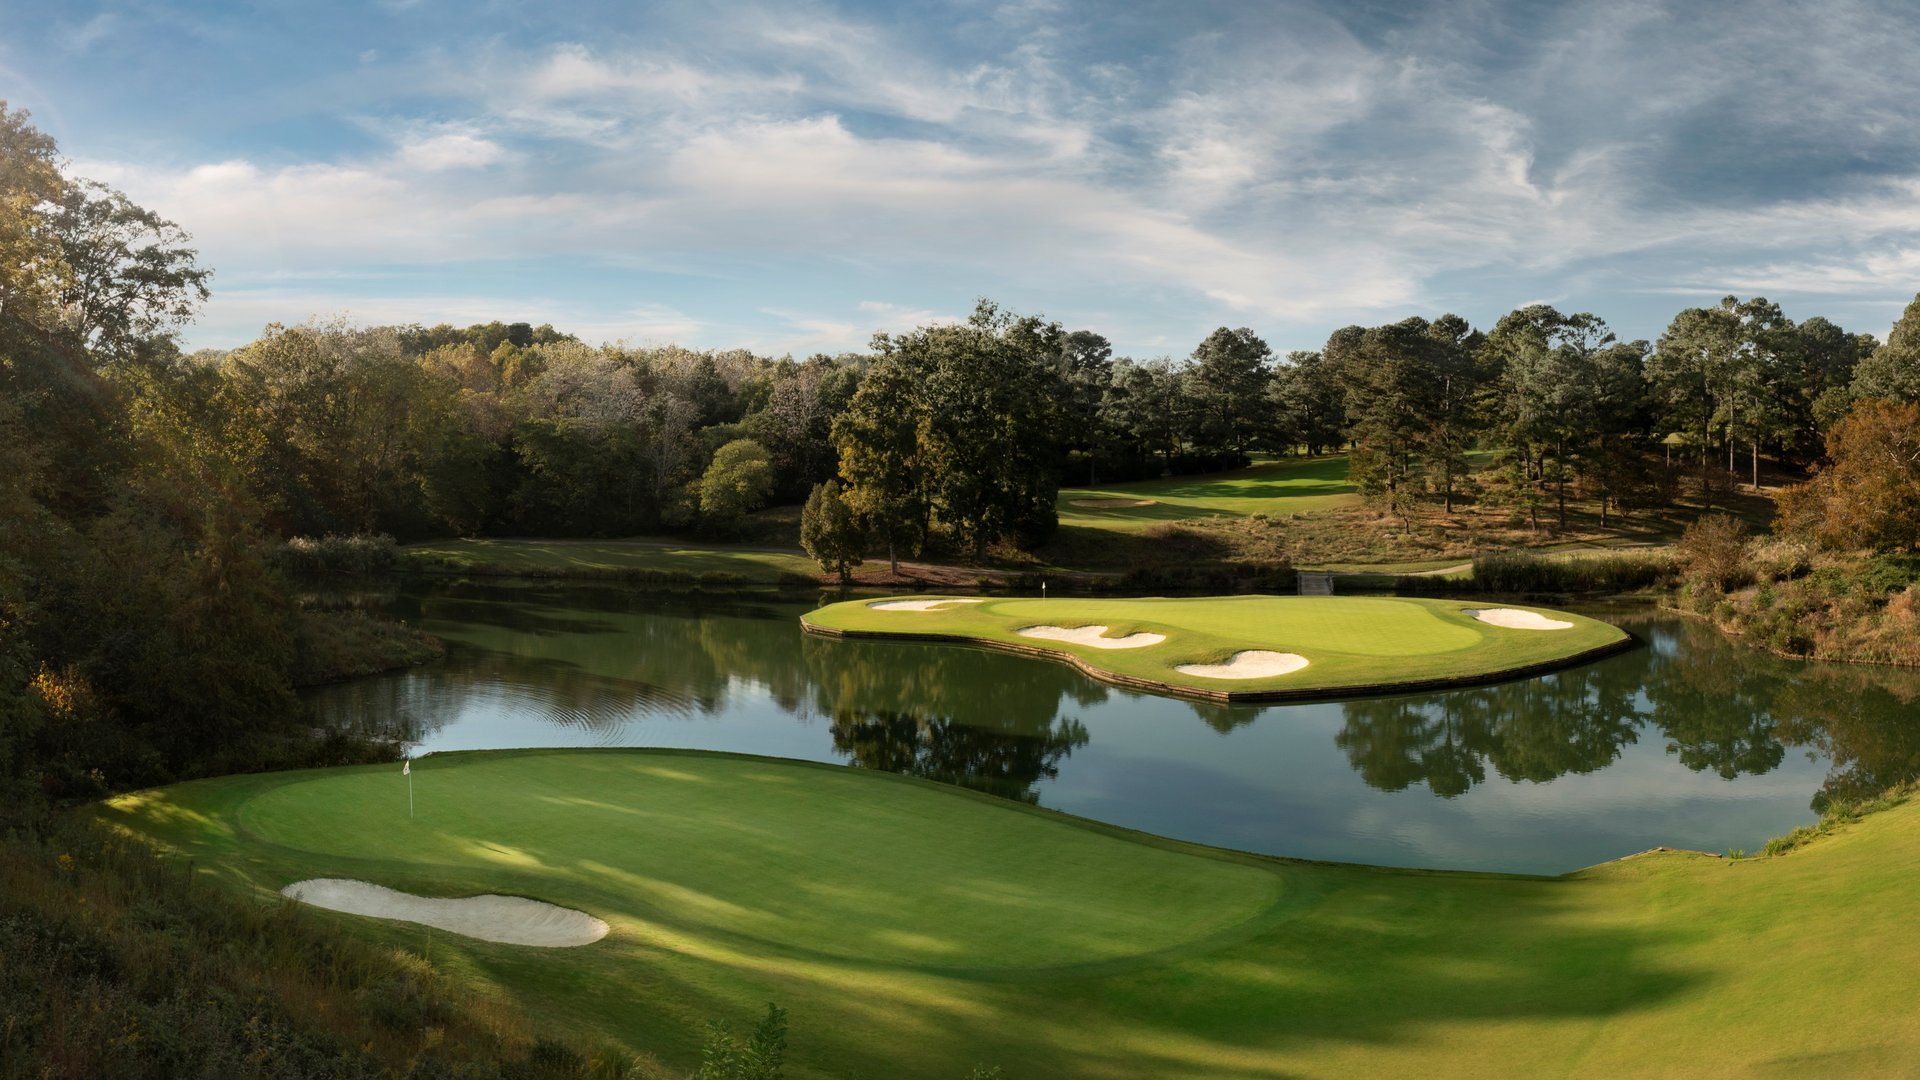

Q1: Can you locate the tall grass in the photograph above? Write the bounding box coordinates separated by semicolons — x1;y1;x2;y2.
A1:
1460;551;1677;595
0;812;608;1079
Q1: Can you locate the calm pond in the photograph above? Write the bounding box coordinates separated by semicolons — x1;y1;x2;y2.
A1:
308;579;1920;874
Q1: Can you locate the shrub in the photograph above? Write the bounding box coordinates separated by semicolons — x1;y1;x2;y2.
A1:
1460;551;1676;595
1746;538;1812;582
271;534;400;576
1677;514;1752;592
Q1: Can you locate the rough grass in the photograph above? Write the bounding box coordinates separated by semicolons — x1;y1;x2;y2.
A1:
1043;454;1783;574
802;594;1627;697
99;747;1920;1079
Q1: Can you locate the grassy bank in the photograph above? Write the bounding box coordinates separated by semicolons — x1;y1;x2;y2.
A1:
1678;547;1920;667
100;747;1920;1078
801;594;1627;700
0;810;613;1078
403;538;827;586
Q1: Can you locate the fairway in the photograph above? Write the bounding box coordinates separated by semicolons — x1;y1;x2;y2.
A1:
1056;455;1358;532
100;749;1920;1078
802;594;1629;699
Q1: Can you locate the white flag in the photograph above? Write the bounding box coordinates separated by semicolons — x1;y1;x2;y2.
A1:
403;759;411;776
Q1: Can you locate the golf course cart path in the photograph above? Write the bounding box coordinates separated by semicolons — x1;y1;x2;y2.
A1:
1016;624;1167;649
282;878;610;947
1468;607;1576;630
1174;650;1310;679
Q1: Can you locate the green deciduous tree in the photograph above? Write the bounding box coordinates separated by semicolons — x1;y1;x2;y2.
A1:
1849;293;1920;405
799;479;865;583
0;101;66;329
50;178;211;360
698;438;775;529
845;301;1066;562
833;357;926;574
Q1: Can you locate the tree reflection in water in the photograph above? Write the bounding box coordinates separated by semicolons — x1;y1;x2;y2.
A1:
828;711;1091;803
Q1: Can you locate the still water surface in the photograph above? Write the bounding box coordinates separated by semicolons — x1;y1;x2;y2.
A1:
307;580;1920;874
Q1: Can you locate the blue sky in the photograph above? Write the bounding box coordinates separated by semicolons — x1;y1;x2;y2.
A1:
6;0;1920;357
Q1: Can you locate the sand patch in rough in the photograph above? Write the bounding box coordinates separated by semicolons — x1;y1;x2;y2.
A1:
1466;608;1574;631
868;598;987;612
1016;624;1168;649
1175;651;1310;679
1069;498;1157;508
282;879;609;947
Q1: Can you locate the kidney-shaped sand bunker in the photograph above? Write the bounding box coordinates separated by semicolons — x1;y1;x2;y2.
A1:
282;878;609;947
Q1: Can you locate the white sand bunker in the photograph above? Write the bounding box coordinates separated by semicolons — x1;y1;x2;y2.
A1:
282;879;609;947
1017;624;1167;649
1175;651;1310;679
1069;497;1156;508
868;597;986;612
1466;608;1574;631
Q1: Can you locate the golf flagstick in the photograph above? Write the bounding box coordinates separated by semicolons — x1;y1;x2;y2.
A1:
404;757;413;819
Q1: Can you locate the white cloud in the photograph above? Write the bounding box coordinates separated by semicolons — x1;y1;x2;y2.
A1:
397;131;505;171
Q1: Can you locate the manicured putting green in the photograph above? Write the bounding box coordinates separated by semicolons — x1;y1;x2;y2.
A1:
100;749;1920;1078
233;752;1279;970
802;594;1629;699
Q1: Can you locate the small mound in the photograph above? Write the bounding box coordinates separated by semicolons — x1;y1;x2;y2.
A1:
1175;651;1309;680
1017;625;1167;649
1069;497;1156;508
282;879;609;947
1468;608;1574;631
868;598;986;612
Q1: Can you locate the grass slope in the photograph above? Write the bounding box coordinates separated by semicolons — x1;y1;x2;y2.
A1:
1056;456;1358;532
803;594;1628;699
98;748;1920;1079
404;537;826;583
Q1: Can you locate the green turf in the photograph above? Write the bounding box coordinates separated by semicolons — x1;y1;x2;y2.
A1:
802;594;1628;698
98;748;1920;1078
1056;456;1358;532
403;538;827;582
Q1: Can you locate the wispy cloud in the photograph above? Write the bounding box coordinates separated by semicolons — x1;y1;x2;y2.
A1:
46;0;1920;352
59;13;117;54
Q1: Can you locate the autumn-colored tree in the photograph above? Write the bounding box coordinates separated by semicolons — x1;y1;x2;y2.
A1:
1677;513;1751;592
1779;399;1920;552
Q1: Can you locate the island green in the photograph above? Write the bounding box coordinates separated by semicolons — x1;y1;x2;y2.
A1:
802;594;1629;700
